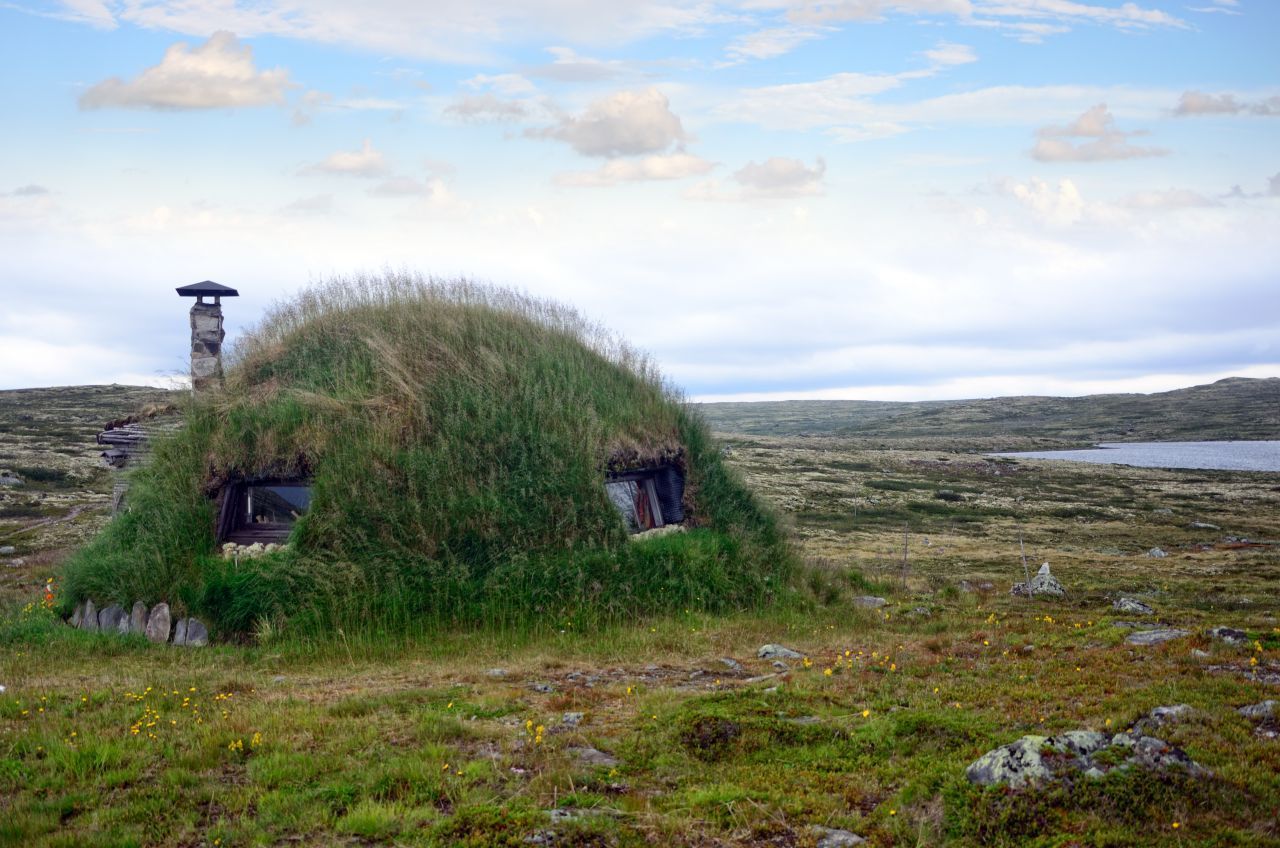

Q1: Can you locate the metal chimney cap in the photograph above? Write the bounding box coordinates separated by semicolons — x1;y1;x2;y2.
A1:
176;281;239;298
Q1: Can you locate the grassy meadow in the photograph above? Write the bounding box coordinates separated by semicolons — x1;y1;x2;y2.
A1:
2;387;1279;846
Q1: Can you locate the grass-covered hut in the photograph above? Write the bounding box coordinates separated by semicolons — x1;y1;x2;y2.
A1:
62;274;791;637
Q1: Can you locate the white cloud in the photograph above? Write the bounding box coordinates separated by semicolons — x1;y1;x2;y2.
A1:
1031;104;1167;161
1002;177;1085;226
923;40;977;66
733;156;826;198
1121;189;1219;210
785;0;974;25
79;31;292;110
527;88;689;157
723;25;828;63
555;153;715;186
1174;90;1244;115
970;0;1187;31
1188;0;1240;15
525;47;631;82
53;0;116;28
445;93;533;123
282;194;333;215
300;139;388;177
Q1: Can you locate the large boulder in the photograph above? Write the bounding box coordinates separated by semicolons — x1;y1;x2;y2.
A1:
1011;563;1065;599
173;618;188;646
79;599;98;632
144;603;170;644
1125;628;1189;646
129;601;147;635
967;729;1205;788
1113;597;1154;615
184;618;209;647
97;604;127;634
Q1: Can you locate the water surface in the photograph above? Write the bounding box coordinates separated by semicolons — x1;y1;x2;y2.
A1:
992;441;1280;472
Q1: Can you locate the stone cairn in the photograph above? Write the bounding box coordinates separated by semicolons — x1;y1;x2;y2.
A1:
68;600;209;647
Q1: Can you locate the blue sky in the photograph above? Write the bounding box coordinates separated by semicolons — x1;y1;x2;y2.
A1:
1;0;1277;400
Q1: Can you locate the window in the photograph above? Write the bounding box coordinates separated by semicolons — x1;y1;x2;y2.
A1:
606;466;684;534
217;479;312;544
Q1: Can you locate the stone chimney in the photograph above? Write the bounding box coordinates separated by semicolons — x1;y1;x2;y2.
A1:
175;281;238;393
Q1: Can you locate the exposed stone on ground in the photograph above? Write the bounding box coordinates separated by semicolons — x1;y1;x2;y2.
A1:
959;580;995;593
0;546;13;555
566;746;619;768
719;657;744;673
529;682;554;694
129;601;147;635
811;826;866;847
1238;701;1277;720
909;606;931;617
771;660;789;671
485;668;508;678
1208;626;1248;645
852;596;886;608
1011;563;1065;598
80;599;98;632
758;644;803;660
1126;628;1190;646
1191;649;1210;658
173;618;187;646
966;729;1206;789
1113;597;1155;615
560;712;584;729
1148;547;1168;558
1188;522;1220;530
184;617;209;647
0;475;22;487
70;603;83;629
1131;704;1193;735
97;604;126;634
144;603;170;644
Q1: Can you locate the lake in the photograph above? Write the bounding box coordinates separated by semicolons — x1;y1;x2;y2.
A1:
992;441;1280;472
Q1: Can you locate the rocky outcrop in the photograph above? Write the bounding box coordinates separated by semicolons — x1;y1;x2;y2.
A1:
1011;563;1066;598
966;729;1206;789
758;644;804;660
1113;597;1155;615
1125;628;1189;646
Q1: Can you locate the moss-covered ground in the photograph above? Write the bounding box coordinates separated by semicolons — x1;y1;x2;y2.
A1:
2;396;1278;846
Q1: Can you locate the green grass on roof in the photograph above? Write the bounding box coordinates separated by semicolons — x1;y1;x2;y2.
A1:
61;272;792;637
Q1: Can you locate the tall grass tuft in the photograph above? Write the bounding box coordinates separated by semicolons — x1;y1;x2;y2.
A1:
61;272;792;637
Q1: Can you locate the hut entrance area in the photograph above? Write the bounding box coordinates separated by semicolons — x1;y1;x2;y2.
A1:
606;466;684;534
216;479;312;544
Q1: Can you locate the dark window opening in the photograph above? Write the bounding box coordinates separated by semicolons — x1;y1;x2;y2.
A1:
606;465;684;534
216;478;312;544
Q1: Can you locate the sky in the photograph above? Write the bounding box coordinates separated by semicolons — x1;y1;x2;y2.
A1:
1;0;1277;401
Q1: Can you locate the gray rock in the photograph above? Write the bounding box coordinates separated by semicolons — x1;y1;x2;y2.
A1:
852;596;887;609
1113;597;1155;615
69;603;83;629
1208;626;1247;645
1125;628;1189;646
566;746;619;768
1190;649;1210;658
1132;704;1193;734
758;644;804;660
1148;547;1168;558
771;660;789;671
485;668;508;678
965;735;1054;788
1188;522;1220;530
719;657;744;673
5;558;23;568
561;712;584;729
909;606;932;617
0;546;14;555
1238;700;1277;720
968;730;1206;788
80;599;98;632
1011;563;1066;598
184;618;209;647
0;475;22;487
129;601;147;635
812;826;866;847
97;604;126;634
529;682;554;694
144;603;170;644
173;618;187;646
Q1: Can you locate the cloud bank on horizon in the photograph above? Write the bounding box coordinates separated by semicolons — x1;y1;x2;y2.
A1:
1;0;1277;401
